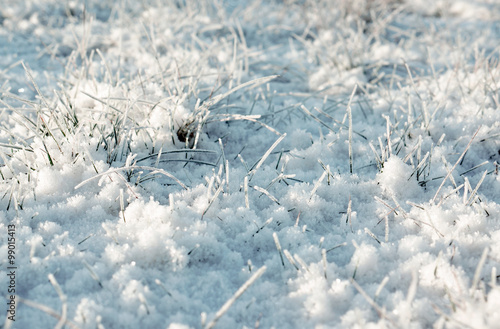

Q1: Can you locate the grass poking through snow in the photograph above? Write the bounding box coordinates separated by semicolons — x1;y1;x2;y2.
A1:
1;1;500;329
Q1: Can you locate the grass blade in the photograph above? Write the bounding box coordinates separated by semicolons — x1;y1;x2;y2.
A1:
432;126;481;204
205;266;266;329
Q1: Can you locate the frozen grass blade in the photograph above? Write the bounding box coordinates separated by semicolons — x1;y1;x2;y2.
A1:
471;248;488;294
244;175;249;208
300;105;336;133
283;249;299;270
465;170;488;206
326;242;348;253
491;267;497;289
218;138;229;189
96;48;114;86
322;248;328;279
265;172;296;190
432;126;481;204
225;159;229;190
206;176;215;197
0;151;17;181
249;133;286;180
254;218;273;235
309;170;327;201
439;183;465;203
403;61;422;101
351;278;392;323
205;266;266;329
80;91;124;115
238;153;249;172
406;271;418;305
155;147;163;168
2;104;57;166
21;62;50;109
201;179;224;219
138;293;150;315
169;194;174;210
312;106;368;140
403;137;422;163
347;195;353;232
409;151;429;180
75;165;187;190
318;160;334;184
119;188;126;223
77;235;92;245
140;21;168;94
159;159;217;167
47;274;67;329
383;115;392;158
294;211;301;227
17;297;80;329
378;136;386;163
212;113;282;136
254;185;280;205
272;232;285;267
385;215;389;243
441;155;458;189
83;260;103;288
200;75;279;112
463;177;471;205
294;254;310;272
459;161;489;177
347;85;357;174
369;142;383;170
375;276;389;301
0;143;34;152
155;279;173;298
364;228;381;244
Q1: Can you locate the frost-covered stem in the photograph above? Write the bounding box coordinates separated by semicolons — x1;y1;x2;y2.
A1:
48;274;67;329
244;176;249;208
432;126;481;204
322;249;328;279
471;248;489;294
309;170;327;201
253;185;280;205
347;196;353;232
205;266;266;329
248;133;286;181
384;115;392;158
385;216;389;242
284;249;299;270
202;179;224;219
347;85;357;174
465;170;488;206
351;278;392;324
119;189;126;223
273;232;285;267
17;297;79;329
74;165;187;190
294;254;310;272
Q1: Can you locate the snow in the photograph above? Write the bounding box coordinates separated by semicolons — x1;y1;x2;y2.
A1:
1;0;500;328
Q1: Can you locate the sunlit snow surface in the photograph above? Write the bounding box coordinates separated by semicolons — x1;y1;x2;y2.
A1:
1;1;500;328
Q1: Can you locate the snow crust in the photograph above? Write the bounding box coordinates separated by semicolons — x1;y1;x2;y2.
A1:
1;0;500;328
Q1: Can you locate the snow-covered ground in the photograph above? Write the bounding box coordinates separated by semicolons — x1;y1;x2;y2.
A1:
1;0;500;328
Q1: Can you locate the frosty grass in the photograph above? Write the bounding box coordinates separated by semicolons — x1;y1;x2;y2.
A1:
1;0;500;328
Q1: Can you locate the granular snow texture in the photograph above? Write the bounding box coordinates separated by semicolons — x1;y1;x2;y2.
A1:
1;1;500;328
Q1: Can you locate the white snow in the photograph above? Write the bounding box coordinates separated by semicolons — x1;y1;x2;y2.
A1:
1;0;500;328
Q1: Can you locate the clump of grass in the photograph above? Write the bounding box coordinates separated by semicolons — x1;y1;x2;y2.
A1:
432;126;481;204
177;75;279;149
